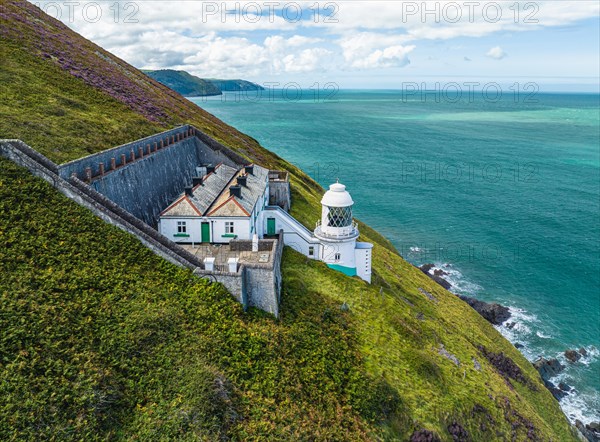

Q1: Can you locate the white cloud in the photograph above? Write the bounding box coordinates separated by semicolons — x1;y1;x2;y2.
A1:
28;0;600;78
486;46;507;60
338;32;415;69
282;48;332;73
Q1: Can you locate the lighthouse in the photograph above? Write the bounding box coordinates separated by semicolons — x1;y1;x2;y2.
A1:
314;182;373;283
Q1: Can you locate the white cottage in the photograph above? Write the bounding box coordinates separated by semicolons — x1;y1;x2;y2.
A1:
159;163;270;244
159;164;372;283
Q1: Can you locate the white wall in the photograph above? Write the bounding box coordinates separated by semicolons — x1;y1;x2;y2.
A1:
355;242;373;283
159;217;204;244
320;239;357;269
210;217;251;243
160;217;251;244
263;207;321;258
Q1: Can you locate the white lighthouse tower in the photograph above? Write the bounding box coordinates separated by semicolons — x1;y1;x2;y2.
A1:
314;182;373;283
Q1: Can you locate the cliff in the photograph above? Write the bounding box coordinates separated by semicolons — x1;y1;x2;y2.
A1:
0;2;578;440
143;69;222;97
144;69;265;97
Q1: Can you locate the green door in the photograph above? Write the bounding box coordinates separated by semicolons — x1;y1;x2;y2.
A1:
267;218;276;235
201;222;210;243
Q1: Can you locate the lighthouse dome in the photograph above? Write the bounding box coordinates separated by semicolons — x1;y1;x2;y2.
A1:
321;182;354;207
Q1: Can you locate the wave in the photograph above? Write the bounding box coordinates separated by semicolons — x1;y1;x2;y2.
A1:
428;260;599;425
424;262;483;296
407;250;600;425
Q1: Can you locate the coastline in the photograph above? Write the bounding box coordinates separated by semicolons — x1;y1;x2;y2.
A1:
194;90;600;437
414;258;599;436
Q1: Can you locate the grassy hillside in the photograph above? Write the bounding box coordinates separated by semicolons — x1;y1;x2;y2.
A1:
144;70;222;97
0;1;577;440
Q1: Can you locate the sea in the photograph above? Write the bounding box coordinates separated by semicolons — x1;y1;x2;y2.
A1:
191;89;600;425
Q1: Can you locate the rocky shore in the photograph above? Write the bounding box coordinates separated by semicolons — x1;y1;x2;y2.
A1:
418;263;599;441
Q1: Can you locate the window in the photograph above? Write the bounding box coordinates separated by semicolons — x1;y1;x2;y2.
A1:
327;206;352;228
308;246;314;256
334;252;341;261
225;221;235;234
177;221;187;233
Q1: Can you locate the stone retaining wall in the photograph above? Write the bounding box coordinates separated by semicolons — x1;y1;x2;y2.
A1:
1;136;282;317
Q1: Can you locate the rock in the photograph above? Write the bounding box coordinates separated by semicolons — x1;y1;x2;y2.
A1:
544;380;567;400
514;343;524;349
534;358;564;380
418;287;437;303
533;357;564;381
576;419;600;442
565;349;582;363
506;322;516;329
433;268;448;277
432;274;452;289
588;422;600;432
558;382;571;392
419;263;435;274
439;344;460;366
419;264;452;289
580;347;589;357
472;357;482;371
459;295;511;325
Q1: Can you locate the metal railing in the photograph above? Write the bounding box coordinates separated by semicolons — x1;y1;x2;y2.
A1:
314;220;359;239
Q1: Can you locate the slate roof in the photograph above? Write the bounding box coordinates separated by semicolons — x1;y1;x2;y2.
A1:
161;163;269;218
188;164;238;215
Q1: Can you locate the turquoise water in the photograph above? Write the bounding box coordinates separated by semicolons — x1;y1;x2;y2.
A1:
192;90;600;423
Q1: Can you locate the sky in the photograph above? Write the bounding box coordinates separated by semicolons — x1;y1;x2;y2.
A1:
31;1;600;91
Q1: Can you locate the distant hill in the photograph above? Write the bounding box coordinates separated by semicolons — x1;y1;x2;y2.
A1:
144;70;264;97
207;78;265;92
143;69;221;97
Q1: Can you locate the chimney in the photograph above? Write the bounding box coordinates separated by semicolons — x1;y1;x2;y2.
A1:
229;186;242;198
120;153;127;166
192;176;203;186
237;175;247;187
204;257;215;272
185;186;194;197
110;157;116;170
138;146;144;158
228;257;239;273
206;165;216;174
98;162;105;176
244;165;254;175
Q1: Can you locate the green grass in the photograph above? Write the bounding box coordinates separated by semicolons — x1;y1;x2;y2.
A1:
0;2;579;440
